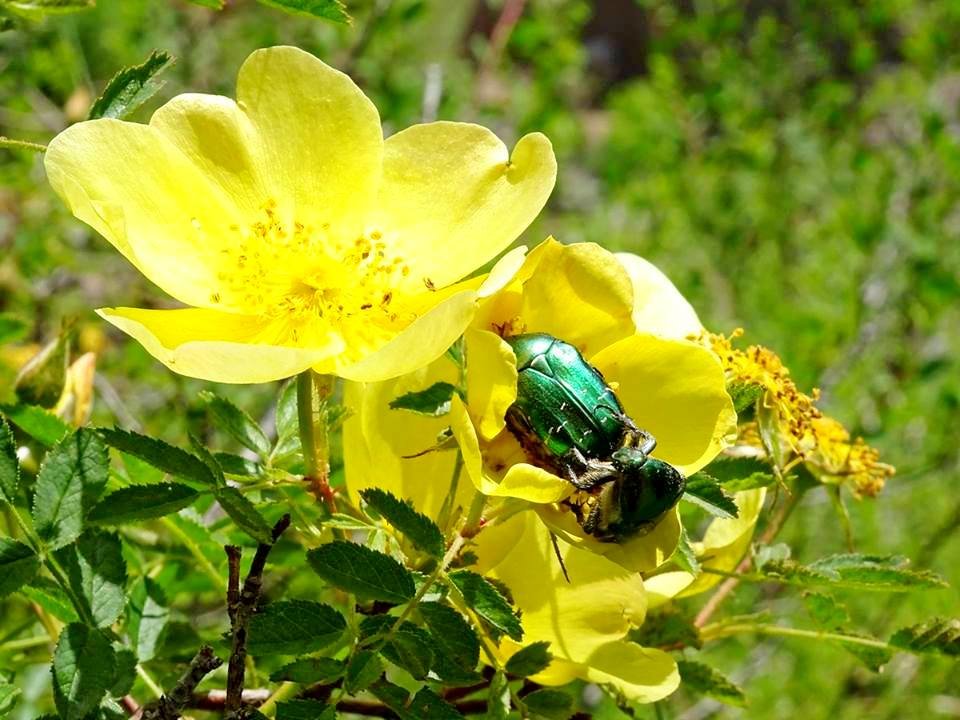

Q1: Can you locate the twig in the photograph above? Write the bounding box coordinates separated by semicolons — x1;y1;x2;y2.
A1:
694;490;800;629
224;514;292;717
141;646;223;720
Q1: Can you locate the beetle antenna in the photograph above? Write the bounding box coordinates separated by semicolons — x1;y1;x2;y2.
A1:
549;531;571;583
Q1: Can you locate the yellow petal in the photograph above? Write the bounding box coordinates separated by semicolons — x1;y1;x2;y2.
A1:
464;328;517;441
515;239;635;357
335;290;477;382
149;93;268;217
98;307;342;384
45;119;241;309
616;252;702;340
372;124;556;289
537;504;681;575
475;512;647;661
644;571;695;608
590;334;736;475
234;46;382;237
343;359;475;521
493;463;573;503
580;642;680;703
679;488;767;597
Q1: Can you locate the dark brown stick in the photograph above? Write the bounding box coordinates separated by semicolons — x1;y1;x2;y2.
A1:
141;646;223;720
224;514;292;717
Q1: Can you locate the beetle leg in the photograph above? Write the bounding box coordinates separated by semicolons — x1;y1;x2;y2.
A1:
567;459;619;490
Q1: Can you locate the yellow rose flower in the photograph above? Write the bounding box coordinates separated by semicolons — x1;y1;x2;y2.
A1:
44;46;556;383
343;240;733;701
451;239;737;573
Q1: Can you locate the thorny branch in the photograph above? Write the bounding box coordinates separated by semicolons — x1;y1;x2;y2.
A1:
224;514;292;717
140;646;223;720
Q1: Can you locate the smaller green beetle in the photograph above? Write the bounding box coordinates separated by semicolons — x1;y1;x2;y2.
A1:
572;448;686;542
504;333;655;488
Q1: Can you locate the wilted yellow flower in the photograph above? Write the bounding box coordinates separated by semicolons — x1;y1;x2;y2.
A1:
44;46;556;383
707;331;893;496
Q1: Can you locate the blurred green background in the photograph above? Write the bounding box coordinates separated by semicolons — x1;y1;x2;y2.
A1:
1;0;958;717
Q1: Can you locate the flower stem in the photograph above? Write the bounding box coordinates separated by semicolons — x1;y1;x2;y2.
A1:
700;621;891;649
297;370;337;515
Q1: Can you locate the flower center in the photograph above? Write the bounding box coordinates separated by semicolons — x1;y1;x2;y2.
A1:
209;202;414;345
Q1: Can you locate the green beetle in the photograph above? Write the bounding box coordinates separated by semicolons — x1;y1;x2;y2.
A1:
503;333;685;542
574;449;686;542
504;333;654;488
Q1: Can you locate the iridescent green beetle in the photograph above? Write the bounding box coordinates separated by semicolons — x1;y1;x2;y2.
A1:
504;333;654;487
503;333;685;540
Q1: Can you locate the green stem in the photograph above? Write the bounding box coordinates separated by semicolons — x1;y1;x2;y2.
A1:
257;680;299;717
0;635;51;653
462;490;487;537
438;449;464;532
383;533;466;644
161;516;223;587
297;370;337;515
136;664;165;699
700;622;891;649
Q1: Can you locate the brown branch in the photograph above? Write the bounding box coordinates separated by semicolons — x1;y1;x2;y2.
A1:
224;514;292;717
694;491;800;629
141;646;223;720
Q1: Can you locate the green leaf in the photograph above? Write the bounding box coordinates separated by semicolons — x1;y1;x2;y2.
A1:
762;554;949;592
488;671;510;720
389;382;458;416
20;578;79;622
189;433;226;486
385;626;434;679
808;554;949;591
361;488;444;557
840;637;892;671
248;600;346;655
88;483;200;524
216;486;273;543
0;313;28;344
703;456;776;492
803;592;849;629
307;541;415;603
88;50;174;120
420;602;480;672
126;578;169;662
676;659;746;707
522;689;573;719
0;415;19;503
255;0;351;24
33;429;109;550
110;646;137;696
51;624;116;720
672;527;701;575
505;641;551;677
214;452;262;476
0;677;21;716
890;618;960;657
628;607;702;650
185;0;223;7
1;404;69;446
727;382;764;414
344;650;384;694
199;390;271;457
270;656;345;683
408;688;464;719
99;427;217;486
682;473;739;519
276;699;335;720
0;537;39;597
370;682;464;720
448;570;522;641
55;530;126;628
